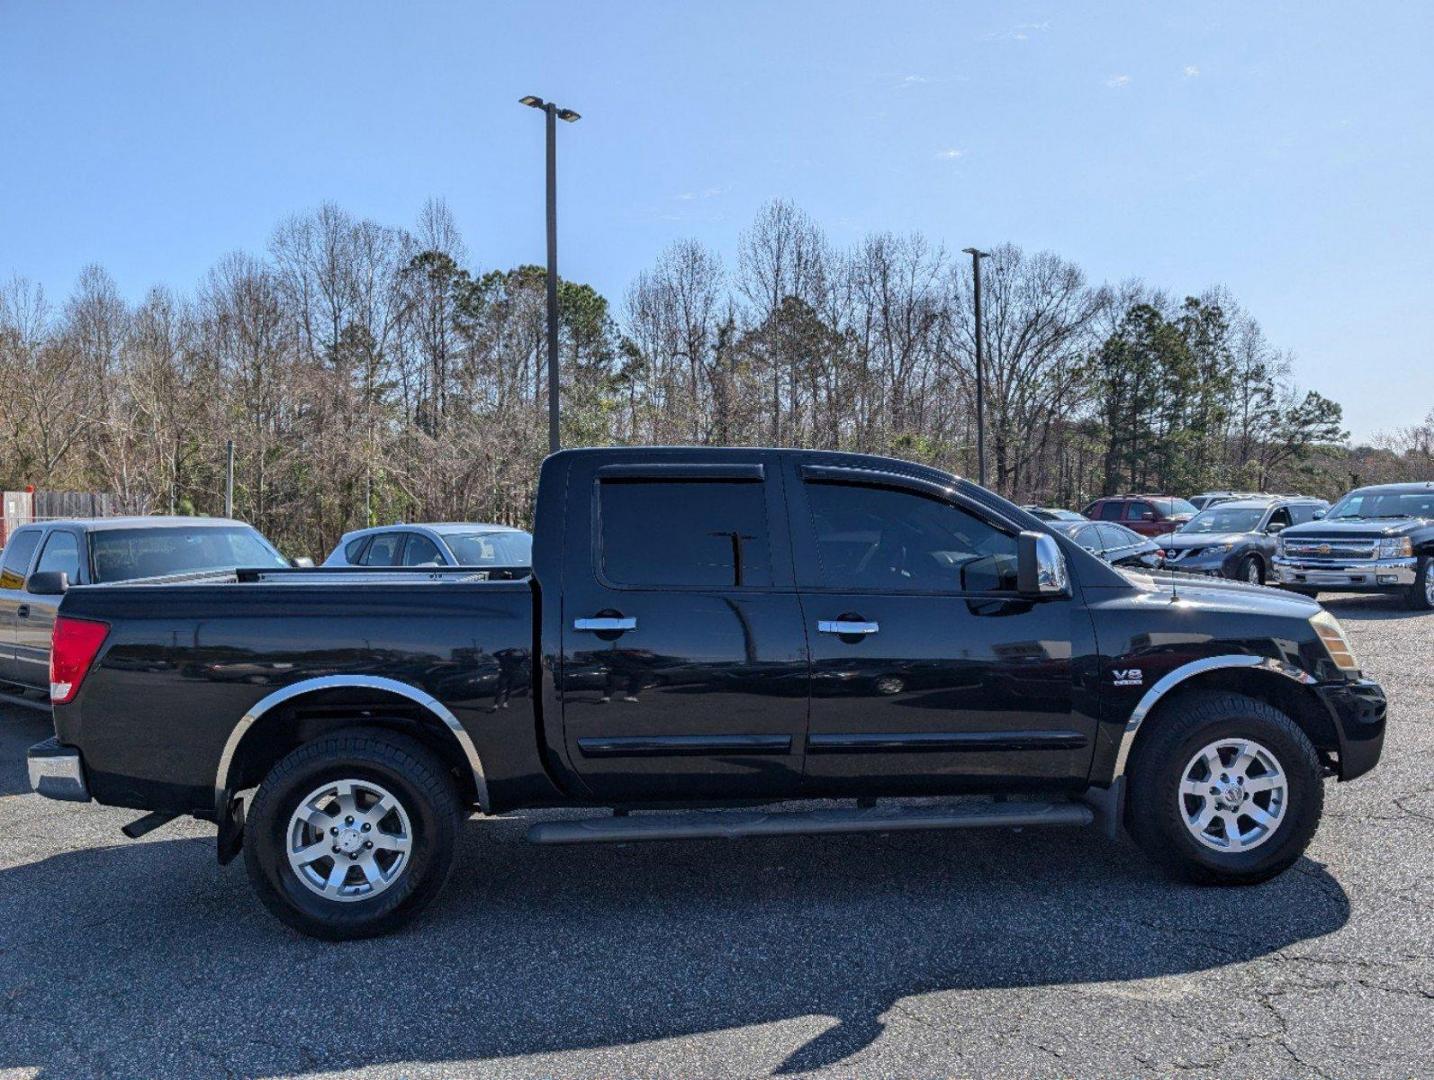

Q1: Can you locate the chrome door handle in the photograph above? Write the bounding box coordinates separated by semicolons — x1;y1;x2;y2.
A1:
573;616;637;633
818;620;879;635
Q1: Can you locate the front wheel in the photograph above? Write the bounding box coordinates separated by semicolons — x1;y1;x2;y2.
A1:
1405;556;1434;611
1237;554;1264;585
1127;691;1323;885
244;729;463;939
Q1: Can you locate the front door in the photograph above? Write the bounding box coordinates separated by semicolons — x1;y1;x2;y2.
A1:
0;527;43;688
789;464;1097;796
559;458;809;801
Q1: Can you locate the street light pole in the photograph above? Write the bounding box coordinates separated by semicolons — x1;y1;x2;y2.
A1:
520;95;581;454
962;247;992;488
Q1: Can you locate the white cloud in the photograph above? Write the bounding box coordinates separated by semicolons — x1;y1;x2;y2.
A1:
899;74;927;87
1183;65;1200;78
986;20;1050;41
1106;74;1132;88
935;148;965;161
674;186;726;202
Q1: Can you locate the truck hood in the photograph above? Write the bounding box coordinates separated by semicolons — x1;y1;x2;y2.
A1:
1282;518;1428;539
1114;566;1321;616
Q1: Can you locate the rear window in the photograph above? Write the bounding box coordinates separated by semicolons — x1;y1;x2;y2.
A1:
90;526;288;582
599;480;771;587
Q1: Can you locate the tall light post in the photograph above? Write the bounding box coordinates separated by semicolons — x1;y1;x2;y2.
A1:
519;95;581;454
962;247;992;488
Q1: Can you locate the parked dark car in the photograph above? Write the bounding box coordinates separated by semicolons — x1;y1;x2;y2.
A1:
1021;505;1087;522
1162;497;1329;584
1273;482;1434;609
1051;520;1164;570
1082;495;1197;538
323;523;532;570
29;448;1385;939
0;517;290;699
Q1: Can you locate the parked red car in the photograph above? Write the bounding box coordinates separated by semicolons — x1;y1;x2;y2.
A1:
1081;495;1197;538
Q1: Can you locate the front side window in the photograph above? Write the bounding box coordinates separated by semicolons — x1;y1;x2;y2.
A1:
402;534;445;566
0;529;42;589
599;480;771;587
36;531;83;582
360;533;402;567
1124;501;1155;522
1290;503;1323;524
805;482;1018;593
1096;524;1134;551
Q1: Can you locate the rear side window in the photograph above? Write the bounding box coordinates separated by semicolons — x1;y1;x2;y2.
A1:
343;537;369;563
1070;525;1101;553
361;533;402;566
1097;502;1124;521
599;480;771;587
36;531;83;582
0;529;42;589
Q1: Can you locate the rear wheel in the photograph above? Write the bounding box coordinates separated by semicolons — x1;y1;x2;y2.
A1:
1405;557;1434;611
244;729;463;939
1127;691;1323;885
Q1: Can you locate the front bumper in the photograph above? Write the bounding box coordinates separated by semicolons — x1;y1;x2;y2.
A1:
27;737;91;802
1315;678;1387;781
1273;556;1417;591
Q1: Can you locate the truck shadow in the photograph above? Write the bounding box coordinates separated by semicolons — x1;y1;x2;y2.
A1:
0;799;1351;1078
1319;594;1425;621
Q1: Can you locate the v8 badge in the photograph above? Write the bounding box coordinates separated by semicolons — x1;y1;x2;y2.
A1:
1112;668;1144;687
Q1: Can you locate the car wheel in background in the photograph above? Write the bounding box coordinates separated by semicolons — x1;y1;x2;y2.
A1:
1237;555;1264;585
1406;557;1434;612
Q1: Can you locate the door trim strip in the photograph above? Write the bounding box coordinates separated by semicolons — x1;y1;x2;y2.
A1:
807;730;1087;754
577;734;794;758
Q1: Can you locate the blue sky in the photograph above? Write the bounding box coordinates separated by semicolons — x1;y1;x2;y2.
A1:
2;0;1430;441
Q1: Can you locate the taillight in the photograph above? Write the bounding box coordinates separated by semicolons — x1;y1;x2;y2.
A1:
50;616;110;705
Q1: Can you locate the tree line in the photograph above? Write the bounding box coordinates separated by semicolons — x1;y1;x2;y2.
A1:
0;197;1374;559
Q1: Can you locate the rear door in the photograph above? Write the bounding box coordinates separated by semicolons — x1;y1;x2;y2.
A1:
12;528;84;690
558;457;809;801
0;527;43;687
789;463;1098;796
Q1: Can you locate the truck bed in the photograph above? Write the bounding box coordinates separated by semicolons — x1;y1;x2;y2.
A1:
56;573;543;817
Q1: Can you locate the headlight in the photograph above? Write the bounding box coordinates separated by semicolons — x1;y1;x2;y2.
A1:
1376;537;1413;559
1311;610;1360;672
1210;544;1232;554
1276;536;1287;556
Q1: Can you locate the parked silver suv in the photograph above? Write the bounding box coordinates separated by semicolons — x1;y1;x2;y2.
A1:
1160;496;1329;584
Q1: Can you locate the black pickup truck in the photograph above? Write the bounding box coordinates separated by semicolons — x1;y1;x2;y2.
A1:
28;448;1387;939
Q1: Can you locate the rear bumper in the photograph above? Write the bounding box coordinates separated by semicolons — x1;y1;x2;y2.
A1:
27;737;91;802
1273;556;1416;592
1315;679;1387;781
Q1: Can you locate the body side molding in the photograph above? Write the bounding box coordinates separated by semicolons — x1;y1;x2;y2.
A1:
1112;655;1317;778
213;675;489;817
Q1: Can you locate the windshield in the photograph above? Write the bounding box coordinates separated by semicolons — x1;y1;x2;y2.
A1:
90;526;288;582
1180;507;1266;535
1327;490;1434;520
1151;497;1198;517
443;530;533;566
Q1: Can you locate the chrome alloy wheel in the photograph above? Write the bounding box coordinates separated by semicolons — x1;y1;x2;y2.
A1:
1425;563;1434;606
1245;559;1262;584
1178;738;1288;853
286;778;413;902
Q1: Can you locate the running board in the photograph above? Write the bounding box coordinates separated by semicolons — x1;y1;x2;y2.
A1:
527;799;1093;846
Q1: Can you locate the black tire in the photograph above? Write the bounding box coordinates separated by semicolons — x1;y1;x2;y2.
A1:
1236;554;1264;585
1126;690;1323;886
244;729;463;940
1404;556;1434;611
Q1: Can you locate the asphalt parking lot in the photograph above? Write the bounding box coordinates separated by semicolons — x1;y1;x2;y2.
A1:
1;593;1430;1080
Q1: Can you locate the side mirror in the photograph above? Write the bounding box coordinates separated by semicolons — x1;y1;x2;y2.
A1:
1017;531;1070;597
26;571;69;595
1266;522;1286;534
290;556;315;569
1141;511;1155;521
1312;509;1327;519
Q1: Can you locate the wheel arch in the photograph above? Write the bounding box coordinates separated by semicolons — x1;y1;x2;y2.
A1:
215;676;489;822
1114;656;1336;780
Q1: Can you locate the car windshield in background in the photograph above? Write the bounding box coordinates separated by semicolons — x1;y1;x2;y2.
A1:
1152;498;1199;517
90;527;289;583
1181;508;1266;534
1328;491;1434;520
444;531;533;566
